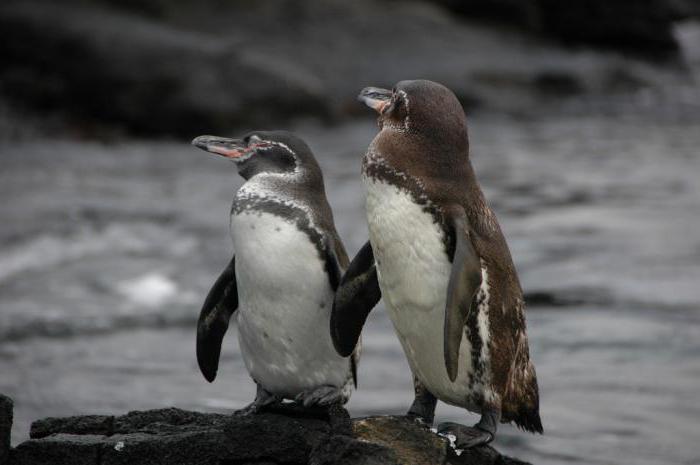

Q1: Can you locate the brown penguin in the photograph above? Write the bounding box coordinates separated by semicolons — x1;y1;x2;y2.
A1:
331;80;542;448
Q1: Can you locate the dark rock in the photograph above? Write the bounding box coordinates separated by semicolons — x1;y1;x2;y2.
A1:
13;434;104;465
222;411;331;464
1;0;674;138
349;416;532;464
446;445;530;465
7;404;532;465
673;0;700;19
353;416;448;465
310;434;401;465
100;431;229;465
30;415;114;439
0;395;12;465
0;1;330;137
433;0;682;55
112;407;228;434
535;0;679;55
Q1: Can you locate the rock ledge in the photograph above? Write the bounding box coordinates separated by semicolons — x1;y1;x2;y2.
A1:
3;399;530;465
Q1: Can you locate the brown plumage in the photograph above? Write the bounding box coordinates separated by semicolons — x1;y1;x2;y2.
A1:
332;81;541;443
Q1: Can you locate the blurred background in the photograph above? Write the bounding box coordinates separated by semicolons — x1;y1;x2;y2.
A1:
1;1;700;464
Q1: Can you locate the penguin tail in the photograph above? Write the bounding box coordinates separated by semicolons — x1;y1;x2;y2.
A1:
511;401;543;434
502;331;543;434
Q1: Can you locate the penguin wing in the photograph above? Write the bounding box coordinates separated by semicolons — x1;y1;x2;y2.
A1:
330;241;381;357
444;209;483;382
196;255;238;382
323;234;347;291
324;235;360;387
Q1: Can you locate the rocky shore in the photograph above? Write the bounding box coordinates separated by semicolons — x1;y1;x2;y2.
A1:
2;0;695;137
1;394;529;465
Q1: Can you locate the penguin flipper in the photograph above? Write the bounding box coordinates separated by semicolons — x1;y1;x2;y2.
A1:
331;241;381;357
197;255;238;382
444;210;483;382
323;234;347;292
324;235;360;387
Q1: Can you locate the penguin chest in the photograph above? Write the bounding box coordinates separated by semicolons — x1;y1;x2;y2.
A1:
364;178;491;408
230;211;349;397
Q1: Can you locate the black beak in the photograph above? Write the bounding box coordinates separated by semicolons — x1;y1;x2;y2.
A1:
192;135;248;159
358;87;392;113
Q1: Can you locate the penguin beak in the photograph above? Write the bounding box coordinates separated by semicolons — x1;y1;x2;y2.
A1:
192;135;249;159
358;87;392;113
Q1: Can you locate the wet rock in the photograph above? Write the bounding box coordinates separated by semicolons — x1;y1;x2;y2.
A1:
6;402;532;465
2;0;674;137
13;434;104;465
112;407;228;434
433;0;682;55
30;415;114;439
0;395;12;465
0;1;330;136
352;416;531;465
535;0;680;55
310;434;401;465
222;410;331;463
354;416;449;464
100;431;229;465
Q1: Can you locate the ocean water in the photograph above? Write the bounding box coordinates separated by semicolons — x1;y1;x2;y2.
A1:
1;111;700;465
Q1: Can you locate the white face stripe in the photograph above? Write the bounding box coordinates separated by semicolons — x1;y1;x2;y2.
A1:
380;89;411;133
397;89;411;130
245;138;302;176
254;140;295;156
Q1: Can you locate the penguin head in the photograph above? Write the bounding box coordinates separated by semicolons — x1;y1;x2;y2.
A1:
192;131;322;182
359;80;468;151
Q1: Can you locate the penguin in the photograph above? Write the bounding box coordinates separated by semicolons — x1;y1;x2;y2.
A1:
192;130;357;413
331;80;542;448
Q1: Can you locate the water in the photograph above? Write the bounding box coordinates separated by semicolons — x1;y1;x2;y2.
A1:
1;109;700;464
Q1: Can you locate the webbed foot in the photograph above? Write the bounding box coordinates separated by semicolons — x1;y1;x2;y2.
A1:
437;408;499;449
406;378;438;425
437;422;493;448
234;384;280;416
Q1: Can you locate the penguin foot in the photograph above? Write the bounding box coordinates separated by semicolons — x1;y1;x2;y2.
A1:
235;384;280;416
437;422;494;449
406;378;438;425
233;402;261;416
234;397;280;416
406;399;437;425
295;385;347;408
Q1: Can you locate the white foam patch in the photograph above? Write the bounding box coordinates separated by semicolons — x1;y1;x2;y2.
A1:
0;226;149;283
437;431;464;456
116;273;177;307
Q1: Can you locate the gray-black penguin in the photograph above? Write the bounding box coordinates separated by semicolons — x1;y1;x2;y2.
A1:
331;80;541;448
192;130;357;413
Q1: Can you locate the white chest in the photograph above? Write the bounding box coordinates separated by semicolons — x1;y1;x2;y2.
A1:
230;211;349;397
231;211;324;298
364;178;493;407
364;178;451;312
